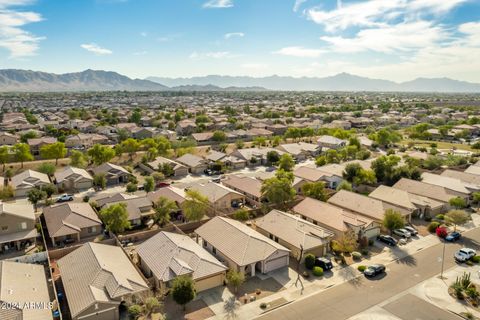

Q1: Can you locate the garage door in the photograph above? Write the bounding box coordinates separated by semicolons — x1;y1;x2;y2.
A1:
264;255;288;273
364;226;380;239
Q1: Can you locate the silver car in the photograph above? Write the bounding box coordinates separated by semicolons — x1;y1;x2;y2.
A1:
393;229;411;239
404;226;418;236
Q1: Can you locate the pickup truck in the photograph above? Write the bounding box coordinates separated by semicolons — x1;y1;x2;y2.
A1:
454;248;476;262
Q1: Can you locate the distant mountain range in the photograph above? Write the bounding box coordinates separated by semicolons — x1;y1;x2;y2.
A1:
148;73;480;92
0;69;479;92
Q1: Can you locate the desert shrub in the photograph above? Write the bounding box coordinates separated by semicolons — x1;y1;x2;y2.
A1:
428;221;440;233
472;256;480;263
352;251;362;260
312;266;324;277
304;253;315;270
260;303;267;309
358;265;366;272
436;214;445;220
361;249;369;256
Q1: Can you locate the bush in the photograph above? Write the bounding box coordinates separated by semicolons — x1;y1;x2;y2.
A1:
358;265;366;272
361;249;369;256
302;271;310;278
368;239;374;246
428;221;440;233
304;253;315;270
436;226;448;238
472;256;480;263
312;266;323;277
126;182;138;193
128;304;142;318
83;195;90;202
424;215;432;222
435;214;445;221
352;251;362;260
260;303;267;309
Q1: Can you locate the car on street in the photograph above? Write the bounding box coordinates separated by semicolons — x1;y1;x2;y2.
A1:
315;257;333;271
377;234;397;246
454;248;476;262
364;264;386;277
393;228;411;239
56;194;74;203
445;231;461;242
404;226;418;236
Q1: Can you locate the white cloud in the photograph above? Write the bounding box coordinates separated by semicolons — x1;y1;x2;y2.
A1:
273;46;324;58
0;0;44;58
203;0;233;8
80;43;112;55
293;0;307;12
189;51;234;59
306;0;467;32
224;32;244;39
140;31;147;37
320;21;446;53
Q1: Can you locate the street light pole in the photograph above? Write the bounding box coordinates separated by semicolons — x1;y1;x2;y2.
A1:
440;240;446;279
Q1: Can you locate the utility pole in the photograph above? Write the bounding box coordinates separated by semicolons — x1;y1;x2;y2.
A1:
440;240;446;279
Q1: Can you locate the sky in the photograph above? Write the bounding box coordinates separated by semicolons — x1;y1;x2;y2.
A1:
0;0;480;82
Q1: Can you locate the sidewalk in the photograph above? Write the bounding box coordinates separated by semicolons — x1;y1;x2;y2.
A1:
206;213;480;320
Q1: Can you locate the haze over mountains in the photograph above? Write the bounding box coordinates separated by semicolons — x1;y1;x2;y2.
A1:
0;69;479;93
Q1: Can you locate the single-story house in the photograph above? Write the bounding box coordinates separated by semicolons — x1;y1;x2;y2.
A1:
230;147;284;166
94;193;154;227
293;197;379;240
145;156;188;177
136;231;227;293
57;242;149;320
195;216;290;276
27;137;57;157
293;166;343;189
276;142;320;161
255;210;333;261
175;153;208;174
11;169;51;197
43;202;102;247
185;181;245;212
147;186;186;206
442;169;480;186
392;178;460;212
54;166;93;191
421;172;476;196
328;190;412;223
368;185;420;216
222;175;263;207
90;162;130;186
0;131;19;146
317;135;346;150
0;261;52;320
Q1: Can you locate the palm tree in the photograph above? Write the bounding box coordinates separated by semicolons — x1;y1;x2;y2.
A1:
154;197;178;226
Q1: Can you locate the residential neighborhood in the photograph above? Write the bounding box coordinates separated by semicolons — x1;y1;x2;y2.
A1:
2;91;480;320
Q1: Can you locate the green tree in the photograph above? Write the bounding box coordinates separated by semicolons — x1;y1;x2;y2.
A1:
212;130;227;142
233;208;250;221
0;146;9;172
130;109;142;124
37;162;56;177
156;136;172;156
301;181;328;201
20;130;38;143
449;197;467;209
315;155;326;166
445;210;469;231
40;142;67;164
143;176;155;193
278;153;295;172
120;138;141;160
41;183;56;198
261;170;296;207
13;143;33;168
0;185;14;200
171;275;196;310
154;196;178;225
87;144;115;165
266;150;280;165
93;173;107;190
331;230;358;254
473;192;480;205
226;269;245;294
126;182;138;192
70;150;88;168
99;203;131;233
27;188;46;211
181;189;209;221
382;209;405;235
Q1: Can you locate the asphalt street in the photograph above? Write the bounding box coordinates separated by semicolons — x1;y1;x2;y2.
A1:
257;228;480;320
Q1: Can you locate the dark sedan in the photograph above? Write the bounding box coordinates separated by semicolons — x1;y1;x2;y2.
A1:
364;264;386;278
377;234;397;246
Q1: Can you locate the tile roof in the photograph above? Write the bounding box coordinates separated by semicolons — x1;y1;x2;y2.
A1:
136;231;226;282
392;178;455;203
195;217;289;266
54;166;92;183
57;243;148;318
43;203;101;238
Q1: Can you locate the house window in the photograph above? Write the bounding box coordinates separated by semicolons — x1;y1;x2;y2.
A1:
269;234;273;240
88;226;96;233
18;222;27;230
212;247;216;254
274;236;279;242
203;240;207;247
1;226;8;231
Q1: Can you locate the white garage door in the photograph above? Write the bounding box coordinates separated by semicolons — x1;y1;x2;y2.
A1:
264;255;288;273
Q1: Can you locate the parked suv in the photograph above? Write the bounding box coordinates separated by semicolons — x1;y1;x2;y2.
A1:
315;257;333;271
393;229;411;239
364;264;386;277
455;248;476;262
